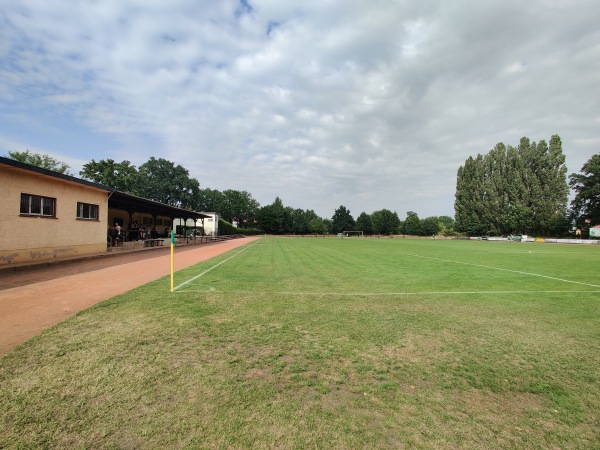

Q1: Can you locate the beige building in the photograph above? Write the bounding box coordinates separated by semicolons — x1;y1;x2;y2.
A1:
0;157;209;266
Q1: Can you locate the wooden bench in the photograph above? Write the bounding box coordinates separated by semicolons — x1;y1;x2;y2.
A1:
144;239;165;247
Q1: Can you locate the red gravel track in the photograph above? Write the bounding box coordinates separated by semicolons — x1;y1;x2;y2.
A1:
0;237;260;355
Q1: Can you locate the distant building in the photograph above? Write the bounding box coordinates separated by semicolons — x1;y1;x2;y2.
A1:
0;156;208;266
174;212;219;236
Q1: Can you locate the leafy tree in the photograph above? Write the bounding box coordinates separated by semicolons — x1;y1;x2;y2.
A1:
355;212;373;235
455;135;568;236
569;153;600;225
290;209;307;234
420;216;441;236
371;209;400;235
322;219;333;235
197;188;226;213
138;157;200;209
310;216;327;235
8;150;72;175
436;215;456;235
454;155;486;235
256;197;286;234
331;205;355;234
536;135;569;232
221;189;260;226
79;159;139;192
403;212;421;235
282;207;295;234
289;209;319;235
437;216;454;228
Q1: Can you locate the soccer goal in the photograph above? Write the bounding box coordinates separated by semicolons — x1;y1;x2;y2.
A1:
343;231;363;238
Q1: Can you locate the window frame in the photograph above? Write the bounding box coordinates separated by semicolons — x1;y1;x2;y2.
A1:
76;202;99;221
20;193;56;218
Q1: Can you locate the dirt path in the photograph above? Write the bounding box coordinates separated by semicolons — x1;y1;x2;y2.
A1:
0;237;260;355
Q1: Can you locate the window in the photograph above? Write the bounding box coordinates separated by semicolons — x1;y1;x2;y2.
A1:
155;219;163;225
20;193;56;217
142;217;153;225
77;202;99;220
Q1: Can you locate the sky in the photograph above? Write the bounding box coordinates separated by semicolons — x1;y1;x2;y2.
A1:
1;0;599;220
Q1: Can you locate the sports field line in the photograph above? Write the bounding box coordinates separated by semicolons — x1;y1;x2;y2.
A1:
173;240;259;291
398;252;600;289
174;289;600;296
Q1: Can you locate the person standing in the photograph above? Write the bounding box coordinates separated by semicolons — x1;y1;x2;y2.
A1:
112;223;122;247
131;220;139;241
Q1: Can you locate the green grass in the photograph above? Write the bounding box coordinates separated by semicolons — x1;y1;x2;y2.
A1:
1;237;599;448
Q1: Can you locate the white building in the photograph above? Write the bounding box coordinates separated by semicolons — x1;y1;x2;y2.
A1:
174;212;219;236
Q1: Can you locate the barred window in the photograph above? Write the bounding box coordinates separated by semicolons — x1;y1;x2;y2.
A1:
20;194;56;217
77;202;99;220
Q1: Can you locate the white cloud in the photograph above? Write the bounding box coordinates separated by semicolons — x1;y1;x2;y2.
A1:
1;0;599;218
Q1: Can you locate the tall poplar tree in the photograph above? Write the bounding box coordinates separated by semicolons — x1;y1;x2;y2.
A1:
454;155;486;235
455;135;568;236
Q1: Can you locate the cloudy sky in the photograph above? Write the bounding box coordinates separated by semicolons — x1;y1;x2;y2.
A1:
1;0;599;219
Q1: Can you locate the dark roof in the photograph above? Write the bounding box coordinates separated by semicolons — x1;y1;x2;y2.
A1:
0;156;114;192
1;156;209;220
109;191;210;220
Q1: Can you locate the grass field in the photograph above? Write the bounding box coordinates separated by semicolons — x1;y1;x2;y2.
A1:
1;237;599;448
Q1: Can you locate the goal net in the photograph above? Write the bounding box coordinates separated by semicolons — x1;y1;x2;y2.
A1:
343;231;363;238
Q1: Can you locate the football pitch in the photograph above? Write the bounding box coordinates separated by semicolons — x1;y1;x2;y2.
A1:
1;237;599;448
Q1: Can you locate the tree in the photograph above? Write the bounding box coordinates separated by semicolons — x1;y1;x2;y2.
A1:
437;215;456;236
79;159;140;192
455;135;568;236
454;155;487;235
403;212;421;235
355;212;373;235
8;150;72;175
138;157;200;209
322;219;333;235
371;209;400;235
256;197;286;234
569;153;600;225
310;216;327;235
420;216;441;236
220;189;260;226
197;188;226;213
437;216;454;228
331;205;355;234
289;209;318;235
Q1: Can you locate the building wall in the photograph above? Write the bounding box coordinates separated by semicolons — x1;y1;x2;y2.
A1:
202;213;219;235
0;166;108;265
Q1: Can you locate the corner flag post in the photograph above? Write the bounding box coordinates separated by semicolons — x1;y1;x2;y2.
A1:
170;230;176;293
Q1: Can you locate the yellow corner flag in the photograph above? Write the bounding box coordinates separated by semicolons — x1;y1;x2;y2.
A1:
170;230;176;292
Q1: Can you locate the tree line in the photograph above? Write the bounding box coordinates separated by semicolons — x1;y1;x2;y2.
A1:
455;134;599;236
6;138;600;237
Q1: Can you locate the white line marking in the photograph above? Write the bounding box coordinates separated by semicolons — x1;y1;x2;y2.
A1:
397;252;600;288
174;240;259;291
174;290;600;296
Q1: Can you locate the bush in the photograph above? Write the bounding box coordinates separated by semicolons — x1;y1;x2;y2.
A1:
219;219;263;236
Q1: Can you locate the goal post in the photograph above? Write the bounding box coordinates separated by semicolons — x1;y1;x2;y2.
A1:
343;230;363;238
